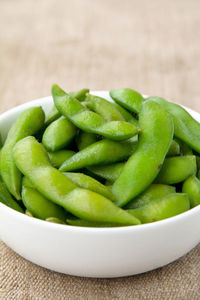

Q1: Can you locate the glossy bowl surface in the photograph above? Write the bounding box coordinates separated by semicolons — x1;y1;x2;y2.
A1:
0;92;200;278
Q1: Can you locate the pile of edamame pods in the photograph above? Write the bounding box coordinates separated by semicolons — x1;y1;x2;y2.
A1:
0;85;200;227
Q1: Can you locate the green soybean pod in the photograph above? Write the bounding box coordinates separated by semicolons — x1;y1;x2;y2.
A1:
156;155;197;184
167;140;180;157
125;184;176;209
128;193;190;223
110;88;144;114
0;179;24;213
149;96;200;154
111;102;138;126
42;117;76;152
63;172;114;201
53;84;139;141
45;88;90;126
0;107;45;199
112;100;174;207
13;137;141;226
22;182;67;221
88;162;124;182
182;175;200;208
85;94;126;121
59;139;137;172
67;219;123;227
76;131;98;151
48;150;75;168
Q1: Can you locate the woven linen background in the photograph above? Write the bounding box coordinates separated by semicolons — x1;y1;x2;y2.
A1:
0;0;200;299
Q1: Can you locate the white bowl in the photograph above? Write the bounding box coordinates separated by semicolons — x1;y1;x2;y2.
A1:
0;92;200;278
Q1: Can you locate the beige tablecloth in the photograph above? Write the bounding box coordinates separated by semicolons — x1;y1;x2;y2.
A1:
0;0;200;299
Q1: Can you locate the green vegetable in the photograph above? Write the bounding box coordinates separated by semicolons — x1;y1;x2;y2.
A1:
0;107;45;199
110;88;144;114
48;150;75;168
128;193;190;223
13;136;141;225
0;178;24;213
149;96;200;154
76;131;98;151
63;172;114;200
182;175;200;208
156;155;197;184
112;99;173;207
53;84;139;141
125;184;176;209
60;139;137;172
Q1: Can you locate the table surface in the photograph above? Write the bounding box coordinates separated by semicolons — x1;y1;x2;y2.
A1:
0;0;200;299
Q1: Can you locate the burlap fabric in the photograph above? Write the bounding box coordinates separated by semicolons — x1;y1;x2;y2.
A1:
0;0;200;299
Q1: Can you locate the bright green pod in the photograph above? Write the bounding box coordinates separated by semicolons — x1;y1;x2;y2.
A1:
46;217;66;224
59;139;137;172
111;102;138;126
112;100;174;207
167;140;180;157
85;94;128;121
0;133;2;149
45;88;90;126
110;88;144;114
22;183;67;221
48;150;75;168
125;184;176;209
76;131;98;151
13;137;141;225
67;219;124;227
182;175;200;208
88;141;180;182
156;155;197;184
42;117;76;152
0;107;45;199
52;84;139;141
63;172;114;201
88;162;124;182
128;193;190;223
149;97;200;154
0;179;24;213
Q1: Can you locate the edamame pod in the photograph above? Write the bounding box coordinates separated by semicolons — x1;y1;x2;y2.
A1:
88;162;124;182
112;100;174;207
42;117;76;152
60;139;137;172
88;141;180;182
53;84;139;141
45;88;89;126
48;150;75;168
167;140;180;157
110;88;144;114
85;94;126;121
22;180;67;221
156;155;197;184
67;219;123;227
125;184;176;209
182;175;200;208
85;94;138;125
13;137;141;225
76;131;98;151
63;172;114;200
0;179;24;213
149;97;200;154
0;107;45;199
128;193;190;223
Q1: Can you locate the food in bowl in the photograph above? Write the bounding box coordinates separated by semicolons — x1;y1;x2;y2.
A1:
0;85;200;228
